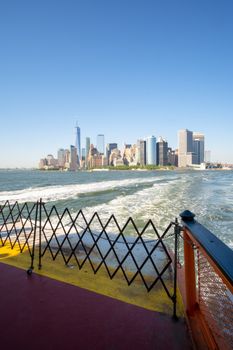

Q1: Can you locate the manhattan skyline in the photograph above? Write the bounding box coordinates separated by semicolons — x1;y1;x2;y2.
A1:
1;0;233;168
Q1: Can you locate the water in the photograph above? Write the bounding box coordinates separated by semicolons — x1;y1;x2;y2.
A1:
0;169;232;248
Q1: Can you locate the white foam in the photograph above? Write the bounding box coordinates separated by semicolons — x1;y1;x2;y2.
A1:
0;177;159;204
77;176;181;236
49;232;168;276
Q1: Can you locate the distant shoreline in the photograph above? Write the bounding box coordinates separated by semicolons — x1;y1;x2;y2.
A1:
0;166;232;172
37;165;177;172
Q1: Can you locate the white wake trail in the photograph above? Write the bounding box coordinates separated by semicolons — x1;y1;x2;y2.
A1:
0;177;159;203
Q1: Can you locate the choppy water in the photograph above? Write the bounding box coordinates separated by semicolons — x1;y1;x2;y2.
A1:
0;169;232;248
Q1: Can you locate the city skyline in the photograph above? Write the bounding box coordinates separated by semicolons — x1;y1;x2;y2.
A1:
0;120;228;169
39;125;212;171
1;1;233;167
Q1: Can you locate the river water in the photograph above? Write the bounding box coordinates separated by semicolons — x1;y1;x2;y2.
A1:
0;169;232;248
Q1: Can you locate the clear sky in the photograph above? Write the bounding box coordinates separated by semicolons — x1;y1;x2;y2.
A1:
0;0;233;167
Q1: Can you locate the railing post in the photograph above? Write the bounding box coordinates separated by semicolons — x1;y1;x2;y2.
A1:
172;218;179;320
180;210;197;316
27;201;39;275
38;198;42;270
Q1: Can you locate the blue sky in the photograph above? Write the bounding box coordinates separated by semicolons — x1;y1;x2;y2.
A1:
0;0;233;167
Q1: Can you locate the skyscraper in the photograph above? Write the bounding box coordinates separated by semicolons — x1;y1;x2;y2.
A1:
97;134;105;154
178;129;193;153
193;132;205;164
146;136;157;165
178;129;205;167
193;140;201;164
156;137;168;166
137;139;146;166
81;148;86;161
57;148;66;167
178;129;195;167
167;148;178;166
106;143;118;165
69;145;78;171
75;123;81;166
86;137;90;159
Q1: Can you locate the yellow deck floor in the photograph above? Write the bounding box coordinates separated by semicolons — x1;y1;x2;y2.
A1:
0;243;185;316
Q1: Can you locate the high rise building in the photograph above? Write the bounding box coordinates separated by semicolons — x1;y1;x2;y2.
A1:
193;132;205;164
75;123;81;166
122;144;137;166
64;149;70;169
85;137;91;169
81;148;86;161
109;148;122;166
178;129;194;167
137;140;146;166
193;140;201;164
146;136;157;165
46;154;57;167
97;134;105;154
57;149;66;167
64;149;70;163
69;145;77;171
106;143;118;165
178;129;205;167
86;137;90;156
178;129;193;153
156;137;168;166
167;148;178;166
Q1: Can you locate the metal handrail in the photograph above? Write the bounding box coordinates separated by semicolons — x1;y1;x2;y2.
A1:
180;210;233;350
180;210;233;291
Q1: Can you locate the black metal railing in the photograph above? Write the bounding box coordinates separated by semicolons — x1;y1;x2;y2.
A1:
0;200;181;319
0;201;38;256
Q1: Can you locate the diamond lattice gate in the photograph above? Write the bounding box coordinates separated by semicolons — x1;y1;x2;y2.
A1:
0;200;180;318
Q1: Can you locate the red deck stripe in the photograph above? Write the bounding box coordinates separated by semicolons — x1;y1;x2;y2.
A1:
0;263;192;350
